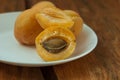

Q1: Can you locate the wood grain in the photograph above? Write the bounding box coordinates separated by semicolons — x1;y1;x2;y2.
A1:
0;0;120;80
0;0;25;13
0;64;44;80
53;0;120;80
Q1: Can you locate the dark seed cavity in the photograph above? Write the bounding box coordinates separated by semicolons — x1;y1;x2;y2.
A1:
42;38;67;53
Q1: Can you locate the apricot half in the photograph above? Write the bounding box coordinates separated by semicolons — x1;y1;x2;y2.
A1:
35;7;74;29
35;27;76;61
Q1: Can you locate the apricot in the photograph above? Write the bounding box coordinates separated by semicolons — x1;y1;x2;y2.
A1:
14;9;43;45
35;26;76;61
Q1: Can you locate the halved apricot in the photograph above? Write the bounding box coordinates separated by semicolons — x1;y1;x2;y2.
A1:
36;7;74;29
35;26;76;61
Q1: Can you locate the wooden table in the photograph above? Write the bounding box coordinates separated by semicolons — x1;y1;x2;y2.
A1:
0;0;120;80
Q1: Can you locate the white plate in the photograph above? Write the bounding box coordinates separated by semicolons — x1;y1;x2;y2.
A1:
0;12;98;67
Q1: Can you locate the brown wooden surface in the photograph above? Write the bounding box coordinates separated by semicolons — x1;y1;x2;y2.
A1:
0;0;120;80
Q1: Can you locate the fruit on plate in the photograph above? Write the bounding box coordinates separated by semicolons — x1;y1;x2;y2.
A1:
35;26;76;61
14;1;84;62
